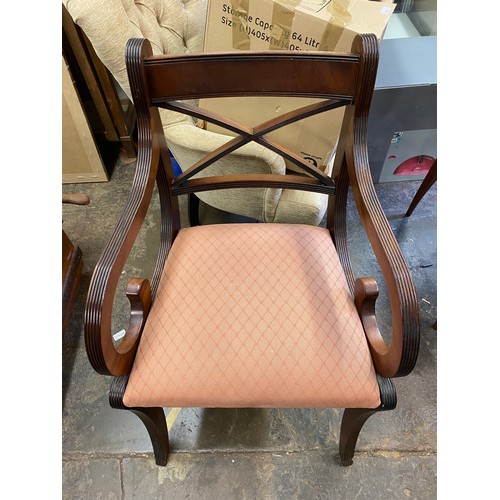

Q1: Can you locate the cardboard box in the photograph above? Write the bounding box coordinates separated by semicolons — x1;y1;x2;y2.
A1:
200;0;395;172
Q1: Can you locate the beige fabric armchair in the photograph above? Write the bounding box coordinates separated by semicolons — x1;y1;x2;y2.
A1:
63;0;330;224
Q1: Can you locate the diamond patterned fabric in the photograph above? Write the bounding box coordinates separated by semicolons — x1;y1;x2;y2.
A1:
123;223;381;409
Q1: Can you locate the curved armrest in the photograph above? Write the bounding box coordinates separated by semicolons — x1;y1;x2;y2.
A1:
84;108;174;376
348;118;420;378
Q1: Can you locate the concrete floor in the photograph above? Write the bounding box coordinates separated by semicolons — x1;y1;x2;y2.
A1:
62;153;437;499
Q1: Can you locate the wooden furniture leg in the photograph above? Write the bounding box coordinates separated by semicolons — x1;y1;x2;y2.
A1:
62;193;90;333
339;377;397;465
405;159;437;217
62;229;83;334
110;376;170;466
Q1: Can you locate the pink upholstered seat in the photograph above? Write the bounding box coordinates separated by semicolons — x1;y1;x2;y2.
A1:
123;223;381;409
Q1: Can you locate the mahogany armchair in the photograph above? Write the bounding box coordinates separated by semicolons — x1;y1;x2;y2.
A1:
84;34;420;466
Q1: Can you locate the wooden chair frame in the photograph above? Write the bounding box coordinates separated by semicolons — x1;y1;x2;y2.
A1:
84;35;420;466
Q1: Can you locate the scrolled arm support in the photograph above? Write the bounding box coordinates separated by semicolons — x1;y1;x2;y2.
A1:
83;137;158;376
354;277;402;375
86;276;152;376
115;278;153;355
84;106;163;376
348;117;420;378
84;39;178;377
332;35;420;378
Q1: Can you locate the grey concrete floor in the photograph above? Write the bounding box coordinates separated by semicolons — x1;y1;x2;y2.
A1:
62;153;437;499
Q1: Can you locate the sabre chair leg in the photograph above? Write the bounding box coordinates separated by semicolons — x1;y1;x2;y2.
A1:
339;376;397;466
109;376;170;466
405;158;437;217
129;407;170;466
339;408;379;465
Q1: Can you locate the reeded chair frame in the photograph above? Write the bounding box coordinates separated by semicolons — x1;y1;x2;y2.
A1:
84;34;420;466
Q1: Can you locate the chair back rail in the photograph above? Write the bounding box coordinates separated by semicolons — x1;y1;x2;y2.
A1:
129;42;367;195
144;52;360;101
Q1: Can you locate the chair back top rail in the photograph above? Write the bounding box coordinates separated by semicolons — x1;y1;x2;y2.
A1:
143;51;360;101
126;41;367;194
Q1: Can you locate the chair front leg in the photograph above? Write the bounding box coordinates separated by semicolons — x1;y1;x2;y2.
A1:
109;376;170;466
339;376;397;466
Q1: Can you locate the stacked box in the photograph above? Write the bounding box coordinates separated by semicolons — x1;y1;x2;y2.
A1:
200;0;395;172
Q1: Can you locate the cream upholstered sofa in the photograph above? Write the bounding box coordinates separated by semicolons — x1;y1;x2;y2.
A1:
63;0;331;224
